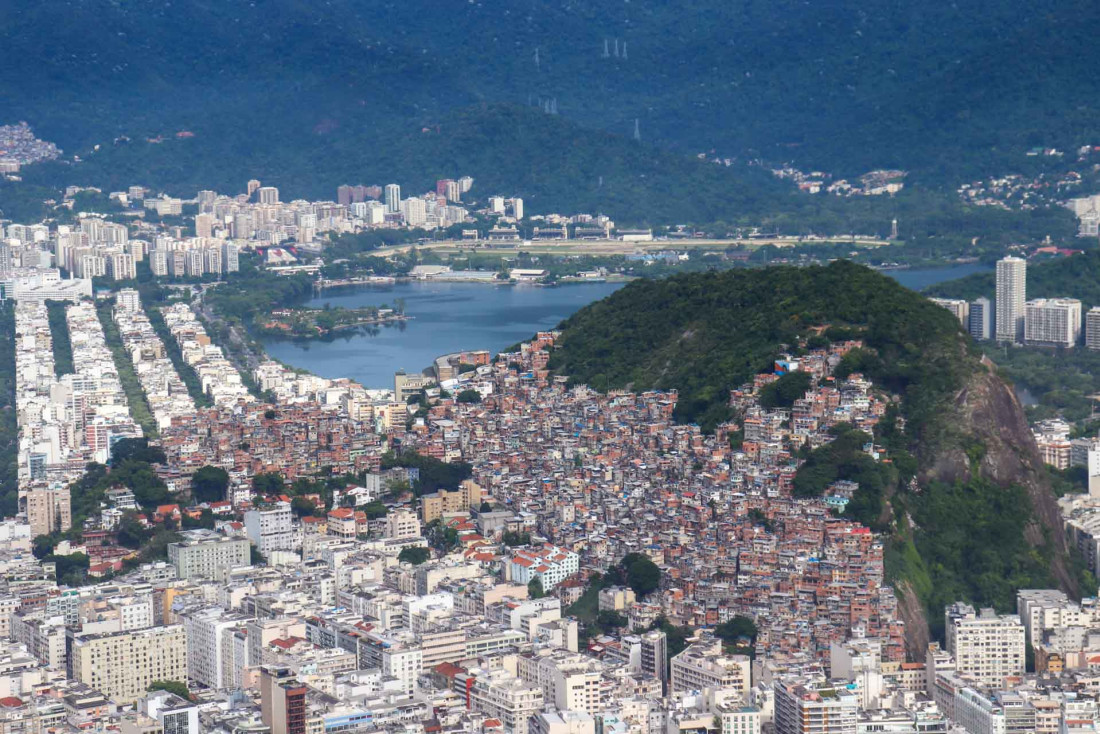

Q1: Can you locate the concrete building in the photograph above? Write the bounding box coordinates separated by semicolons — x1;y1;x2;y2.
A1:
1025;298;1081;347
25;486;71;537
244;502;296;556
969;297;992;341
508;545;580;591
70;625;188;704
394;370;435;403
640;629;669;692
384;184;401;213
774;677;859;734
139;690;200;734
945;602;1025;688
460;667;544;734
259;666;308;734
168;529;251;580
181;607;248;690
670;638;751;696
383;508;421;540
1086;307;1100;350
995;256;1026;343
420;480;483;524
257;187;279;205
929;298;969;327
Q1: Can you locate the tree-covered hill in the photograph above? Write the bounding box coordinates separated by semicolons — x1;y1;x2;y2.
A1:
4;0;1100;186
549;260;1072;641
551;260;976;431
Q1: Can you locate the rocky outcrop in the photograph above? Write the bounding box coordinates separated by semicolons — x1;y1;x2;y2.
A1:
896;579;931;656
926;357;1073;590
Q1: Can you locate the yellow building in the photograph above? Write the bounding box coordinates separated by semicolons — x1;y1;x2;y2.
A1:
420;480;483;524
70;625;187;704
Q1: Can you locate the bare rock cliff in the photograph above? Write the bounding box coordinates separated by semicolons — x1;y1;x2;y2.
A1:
899;357;1074;655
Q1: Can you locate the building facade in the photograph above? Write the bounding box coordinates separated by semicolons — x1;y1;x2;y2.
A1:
70;625;188;704
1025;298;1081;347
995;256;1026;343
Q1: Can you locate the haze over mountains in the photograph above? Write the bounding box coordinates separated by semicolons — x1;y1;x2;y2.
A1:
4;0;1100;200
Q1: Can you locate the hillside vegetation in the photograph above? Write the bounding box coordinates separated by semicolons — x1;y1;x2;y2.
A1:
550;261;1068;639
4;0;1100;183
551;261;974;431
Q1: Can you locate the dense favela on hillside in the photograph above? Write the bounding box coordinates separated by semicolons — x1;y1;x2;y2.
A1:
6;179;1100;734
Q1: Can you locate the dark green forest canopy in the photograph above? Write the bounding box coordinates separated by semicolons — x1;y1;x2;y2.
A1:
550;260;977;431
5;0;1100;183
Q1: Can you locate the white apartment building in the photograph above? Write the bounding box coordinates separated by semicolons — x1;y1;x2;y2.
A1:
945;602;1025;688
180;607;250;690
383;508;421;540
519;651;610;716
244;501;296;555
774;677;859;734
1025;298;1081;347
995;256;1026;343
168;529;251;580
670;638;751;696
1086;307;1100;350
463;667;544;734
508;545;580;591
929;298;969;327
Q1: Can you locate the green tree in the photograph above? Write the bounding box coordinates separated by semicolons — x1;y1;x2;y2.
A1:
32;534;58;559
253;472;285;496
118;513;149;549
457;389;482;404
191;465;230;504
715;616;758;645
597;610;628;630
291;496;317;517
620;553;662;598
528;577;546;599
398;546;431;565
503;530;531;547
109;438;167;466
758;371;813;409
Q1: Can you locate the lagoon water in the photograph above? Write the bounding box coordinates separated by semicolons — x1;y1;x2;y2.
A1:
261;264;990;388
262;281;625;388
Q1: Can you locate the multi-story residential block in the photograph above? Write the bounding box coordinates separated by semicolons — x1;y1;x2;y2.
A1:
420;480;483;524
1025;298;1081;347
25;486;71;537
969;297;992;341
508;545;580;591
995;256;1026;343
774;677;859;734
244;502;296;556
458;667;544;734
945;602;1025;688
1086;307;1100;350
928;297;969;327
383;508;421;540
69;625;187;704
670;638;751;695
168;529;251;580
